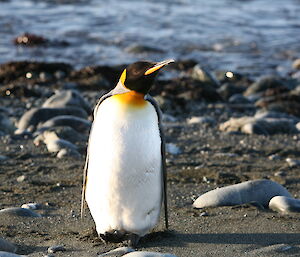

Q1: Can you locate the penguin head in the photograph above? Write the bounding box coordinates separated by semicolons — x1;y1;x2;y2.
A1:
119;59;174;95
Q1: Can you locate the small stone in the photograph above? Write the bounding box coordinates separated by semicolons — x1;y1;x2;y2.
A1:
286;158;300;167
187;116;216;126
0;238;17;253
47;245;66;253
0;207;41;217
274;170;286;177
21;203;39;210
268;154;281;161
292;58;300;70
166;143;181;155
16;175;26;183
98;246;135;256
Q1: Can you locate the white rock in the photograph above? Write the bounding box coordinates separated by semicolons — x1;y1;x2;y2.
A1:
297;122;300;132
166;143;181;155
41;131;77;153
286;158;300;167
187;116;216;126
0;251;27;257
123;252;178;257
269;196;300;213
21;203;39;210
98;247;135;256
193;179;291;208
0;238;17;253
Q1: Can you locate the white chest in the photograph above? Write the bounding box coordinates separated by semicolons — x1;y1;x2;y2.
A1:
86;97;162;236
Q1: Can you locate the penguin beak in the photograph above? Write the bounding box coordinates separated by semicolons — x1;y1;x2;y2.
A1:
144;59;175;76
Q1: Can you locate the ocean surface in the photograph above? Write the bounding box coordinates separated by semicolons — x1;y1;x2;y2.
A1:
0;0;299;75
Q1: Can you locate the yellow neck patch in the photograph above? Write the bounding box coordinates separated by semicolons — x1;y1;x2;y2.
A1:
111;91;146;107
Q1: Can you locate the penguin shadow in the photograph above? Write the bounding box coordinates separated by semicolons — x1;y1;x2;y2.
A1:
129;230;289;248
142;232;300;248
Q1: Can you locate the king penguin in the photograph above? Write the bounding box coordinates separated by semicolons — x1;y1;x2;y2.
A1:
81;59;174;247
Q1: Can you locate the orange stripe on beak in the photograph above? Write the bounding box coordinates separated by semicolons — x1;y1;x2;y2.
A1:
144;59;175;76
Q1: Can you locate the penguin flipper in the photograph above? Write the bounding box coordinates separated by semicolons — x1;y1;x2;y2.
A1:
145;95;168;230
81;89;119;219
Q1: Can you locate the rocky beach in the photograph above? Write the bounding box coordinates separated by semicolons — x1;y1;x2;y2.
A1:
1;0;300;256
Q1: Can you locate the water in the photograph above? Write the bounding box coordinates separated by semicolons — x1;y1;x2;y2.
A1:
0;0;299;76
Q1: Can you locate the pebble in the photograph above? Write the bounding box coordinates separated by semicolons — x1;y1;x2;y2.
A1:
269;196;300;213
123;252;178;257
186;116;216;126
297;122;300;132
0;113;15;134
193;179;291;208
166;143;181;155
42;90;91;114
0;207;41;217
0;252;27;257
98;247;135;257
21;203;39;210
286;158;300;167
0;238;17;253
268;154;281;161
16;107;88;133
16;175;26;183
47;245;66;253
292;58;300;70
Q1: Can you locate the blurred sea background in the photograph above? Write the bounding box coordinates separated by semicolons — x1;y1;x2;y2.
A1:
0;0;299;77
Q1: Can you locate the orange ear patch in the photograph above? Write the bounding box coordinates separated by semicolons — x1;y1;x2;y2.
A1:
111;91;147;107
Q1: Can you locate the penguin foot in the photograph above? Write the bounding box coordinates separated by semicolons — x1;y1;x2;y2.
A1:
126;233;140;248
99;230;126;243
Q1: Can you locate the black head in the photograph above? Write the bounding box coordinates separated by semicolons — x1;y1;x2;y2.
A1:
120;59;174;94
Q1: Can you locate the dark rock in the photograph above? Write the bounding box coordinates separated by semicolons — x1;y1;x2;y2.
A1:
37;115;91;133
217;83;245;100
0;207;41;217
13;33;48;46
17;107;88;133
0;238;17;253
